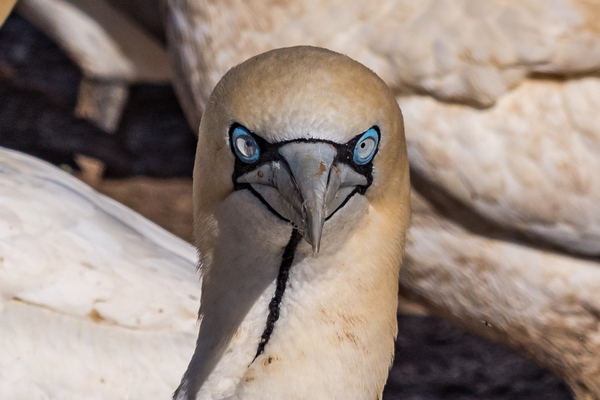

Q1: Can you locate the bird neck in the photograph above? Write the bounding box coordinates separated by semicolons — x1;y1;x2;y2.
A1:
233;217;401;400
180;193;405;400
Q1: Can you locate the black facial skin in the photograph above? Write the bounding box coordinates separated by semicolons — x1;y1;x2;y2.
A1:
229;123;380;221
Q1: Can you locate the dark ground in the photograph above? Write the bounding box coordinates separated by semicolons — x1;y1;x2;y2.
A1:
0;13;574;400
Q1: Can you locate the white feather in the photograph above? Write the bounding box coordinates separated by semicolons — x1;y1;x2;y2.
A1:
0;147;199;399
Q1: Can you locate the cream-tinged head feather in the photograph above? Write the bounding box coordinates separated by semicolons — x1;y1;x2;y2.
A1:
178;46;410;400
194;46;408;238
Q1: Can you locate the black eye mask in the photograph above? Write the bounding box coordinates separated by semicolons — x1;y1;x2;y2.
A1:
227;122;380;252
229;123;379;197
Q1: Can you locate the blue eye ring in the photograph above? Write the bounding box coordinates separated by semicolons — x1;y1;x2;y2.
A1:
231;126;260;163
353;128;379;165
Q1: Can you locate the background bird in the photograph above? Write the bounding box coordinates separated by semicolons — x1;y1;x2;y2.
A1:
0;146;199;399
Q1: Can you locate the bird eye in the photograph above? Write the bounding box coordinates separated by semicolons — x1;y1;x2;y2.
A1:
353;128;379;165
232;126;260;163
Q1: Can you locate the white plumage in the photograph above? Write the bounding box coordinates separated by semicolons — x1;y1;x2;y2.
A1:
0;147;198;399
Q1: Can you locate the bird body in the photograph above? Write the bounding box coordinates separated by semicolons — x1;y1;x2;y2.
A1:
0;147;199;399
176;46;411;400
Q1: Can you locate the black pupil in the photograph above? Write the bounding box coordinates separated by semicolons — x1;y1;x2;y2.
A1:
361;142;366;148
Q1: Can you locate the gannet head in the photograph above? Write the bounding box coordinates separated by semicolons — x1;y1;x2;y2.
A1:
193;45;408;253
178;46;410;400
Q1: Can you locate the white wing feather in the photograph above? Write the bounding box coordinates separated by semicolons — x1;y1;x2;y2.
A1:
0;147;199;399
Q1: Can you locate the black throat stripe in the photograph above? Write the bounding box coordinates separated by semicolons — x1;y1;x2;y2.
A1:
252;228;303;362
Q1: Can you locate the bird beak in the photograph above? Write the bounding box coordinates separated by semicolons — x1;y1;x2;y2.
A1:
237;142;367;253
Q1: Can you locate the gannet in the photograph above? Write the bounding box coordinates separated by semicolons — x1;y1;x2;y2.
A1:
174;46;411;400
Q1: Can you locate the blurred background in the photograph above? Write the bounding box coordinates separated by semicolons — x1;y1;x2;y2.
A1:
2;0;600;398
